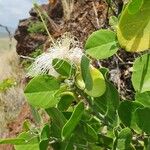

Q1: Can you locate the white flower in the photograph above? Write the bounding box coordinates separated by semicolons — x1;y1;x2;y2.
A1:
27;33;84;77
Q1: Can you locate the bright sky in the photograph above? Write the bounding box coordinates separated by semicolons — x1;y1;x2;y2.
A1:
0;0;47;29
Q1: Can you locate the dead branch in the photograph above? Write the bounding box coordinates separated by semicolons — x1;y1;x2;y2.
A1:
0;24;13;50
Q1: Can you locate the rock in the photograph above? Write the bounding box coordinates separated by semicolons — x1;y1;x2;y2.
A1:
14;16;47;56
14;0;107;55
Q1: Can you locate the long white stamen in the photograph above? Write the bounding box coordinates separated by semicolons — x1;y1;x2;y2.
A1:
27;33;84;77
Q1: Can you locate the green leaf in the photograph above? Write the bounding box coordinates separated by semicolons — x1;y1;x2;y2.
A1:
98;134;113;149
40;124;51;140
94;81;119;123
85;66;106;97
52;58;75;77
39;124;51;150
128;0;144;14
118;101;143;131
57;92;75;111
117;128;132;150
83;124;98;143
81;55;93;90
15;143;39;150
75;122;98;143
117;0;150;52
135;91;150;108
0;78;16;92
25;75;60;92
39;140;49;150
132;54;150;93
25;75;61;108
46;107;67;129
109;16;118;31
104;81;119;122
85;29;118;59
76;66;106;97
135;107;150;134
0;139;25;145
14;132;39;150
30;106;42;124
22;120;31;132
0;131;39;148
61;102;84;140
46;107;67;138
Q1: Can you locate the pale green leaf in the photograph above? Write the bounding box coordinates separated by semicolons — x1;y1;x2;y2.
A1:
117;0;150;52
85;29;118;59
24;75;61;108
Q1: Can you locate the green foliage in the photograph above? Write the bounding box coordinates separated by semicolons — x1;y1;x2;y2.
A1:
109;16;118;31
132;54;150;93
85;29;119;59
61;101;84;140
28;21;46;34
81;55;93;90
0;78;16;92
118;101;143;129
52;58;76;77
135;91;150;107
134;107;150;134
57;92;75;111
1;0;150;149
24;75;61;108
21;48;42;69
117;0;150;52
116;128;132;150
30;48;43;58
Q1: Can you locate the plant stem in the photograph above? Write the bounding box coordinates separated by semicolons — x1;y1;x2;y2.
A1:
33;3;55;45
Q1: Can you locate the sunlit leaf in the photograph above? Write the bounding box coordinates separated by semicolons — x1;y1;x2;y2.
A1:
25;75;61;108
14;132;39;150
76;66;106;97
117;0;150;52
85;66;106;97
85;29;118;59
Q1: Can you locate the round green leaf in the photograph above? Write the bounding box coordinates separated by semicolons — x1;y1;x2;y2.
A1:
117;0;150;52
76;66;106;97
85;29;118;59
85;66;106;97
24;75;61;108
132;54;150;93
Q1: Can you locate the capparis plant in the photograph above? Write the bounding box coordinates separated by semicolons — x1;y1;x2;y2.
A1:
0;0;150;149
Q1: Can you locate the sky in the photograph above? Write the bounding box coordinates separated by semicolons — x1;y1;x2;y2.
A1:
0;0;47;29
